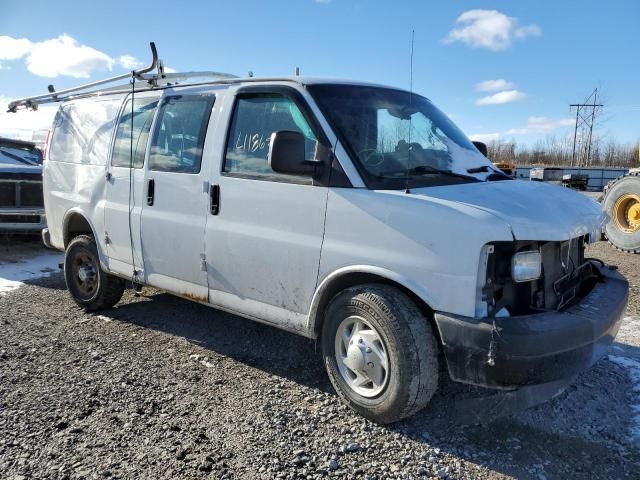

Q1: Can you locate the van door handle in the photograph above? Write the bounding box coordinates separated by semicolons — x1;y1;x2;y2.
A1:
147;178;155;206
210;184;220;215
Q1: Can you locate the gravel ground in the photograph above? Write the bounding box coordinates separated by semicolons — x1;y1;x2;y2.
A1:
1;238;639;480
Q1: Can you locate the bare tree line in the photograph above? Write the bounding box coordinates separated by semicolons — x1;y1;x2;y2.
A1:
486;136;639;168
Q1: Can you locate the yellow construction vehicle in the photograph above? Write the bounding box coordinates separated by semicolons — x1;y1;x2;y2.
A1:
602;164;640;254
492;162;516;177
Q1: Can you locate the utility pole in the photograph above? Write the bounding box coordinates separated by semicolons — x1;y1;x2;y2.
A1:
570;88;603;167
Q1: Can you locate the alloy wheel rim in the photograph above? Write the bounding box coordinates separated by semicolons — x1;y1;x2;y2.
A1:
334;315;390;398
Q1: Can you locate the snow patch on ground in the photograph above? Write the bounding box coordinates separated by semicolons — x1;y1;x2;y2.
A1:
608;353;640;442
0;252;63;294
617;316;640;343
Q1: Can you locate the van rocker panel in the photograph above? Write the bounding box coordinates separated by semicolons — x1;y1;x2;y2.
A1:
434;264;628;389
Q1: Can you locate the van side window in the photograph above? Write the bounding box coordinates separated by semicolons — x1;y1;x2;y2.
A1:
149;94;215;174
223;94;317;181
112;97;158;168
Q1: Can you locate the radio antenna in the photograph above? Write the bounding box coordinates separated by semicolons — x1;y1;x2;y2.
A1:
404;29;415;194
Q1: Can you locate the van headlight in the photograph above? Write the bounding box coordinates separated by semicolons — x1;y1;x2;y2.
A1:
511;251;542;282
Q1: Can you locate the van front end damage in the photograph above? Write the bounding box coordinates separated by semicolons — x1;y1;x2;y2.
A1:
435;263;628;389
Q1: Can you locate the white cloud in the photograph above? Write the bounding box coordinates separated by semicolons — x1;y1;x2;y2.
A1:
26;34;113;78
163;66;177;74
469;133;501;143
0;35;32;60
117;55;142;70
505;116;574;136
476;79;515;92
476;89;527;105
515;24;542;39
0;62;10;71
0;34;142;79
444;10;541;51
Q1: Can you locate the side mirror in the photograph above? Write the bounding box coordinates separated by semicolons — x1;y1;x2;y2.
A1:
268;130;321;176
472;141;488;157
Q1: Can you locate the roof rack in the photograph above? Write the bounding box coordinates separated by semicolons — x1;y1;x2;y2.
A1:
6;42;239;112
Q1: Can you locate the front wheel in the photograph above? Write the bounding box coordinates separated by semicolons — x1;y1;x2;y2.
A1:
64;234;125;311
321;284;439;424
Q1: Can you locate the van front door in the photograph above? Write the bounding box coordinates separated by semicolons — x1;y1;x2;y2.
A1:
205;88;329;330
104;93;159;277
139;93;216;300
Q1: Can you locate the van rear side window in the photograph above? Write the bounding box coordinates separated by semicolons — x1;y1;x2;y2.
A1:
149;94;215;174
112;97;159;168
49;98;122;165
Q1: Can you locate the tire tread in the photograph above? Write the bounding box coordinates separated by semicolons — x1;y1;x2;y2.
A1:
602;170;640;254
323;283;438;423
65;234;125;311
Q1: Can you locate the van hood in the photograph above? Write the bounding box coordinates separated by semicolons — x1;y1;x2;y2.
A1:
407;180;606;242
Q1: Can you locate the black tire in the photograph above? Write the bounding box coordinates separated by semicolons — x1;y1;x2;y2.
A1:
64;234;125;311
321;284;438;424
602;171;640;254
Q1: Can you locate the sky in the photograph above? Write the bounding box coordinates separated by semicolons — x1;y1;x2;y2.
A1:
0;0;638;148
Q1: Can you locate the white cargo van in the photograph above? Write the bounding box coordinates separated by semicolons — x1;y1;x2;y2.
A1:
9;48;628;423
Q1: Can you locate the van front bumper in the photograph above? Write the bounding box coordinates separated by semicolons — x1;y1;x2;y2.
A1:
434;264;628;389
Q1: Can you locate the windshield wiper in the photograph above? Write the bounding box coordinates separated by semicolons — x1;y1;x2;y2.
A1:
467;165;512;181
467;165;491;173
404;165;480;182
0;147;40;166
377;165;480;182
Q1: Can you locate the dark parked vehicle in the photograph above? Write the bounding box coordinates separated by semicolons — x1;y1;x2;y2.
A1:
0;137;46;233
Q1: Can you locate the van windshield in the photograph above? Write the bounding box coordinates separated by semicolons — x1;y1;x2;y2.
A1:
308;84;503;189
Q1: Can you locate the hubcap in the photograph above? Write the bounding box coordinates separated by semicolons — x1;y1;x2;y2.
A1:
72;253;98;296
614;193;640;233
334;316;389;397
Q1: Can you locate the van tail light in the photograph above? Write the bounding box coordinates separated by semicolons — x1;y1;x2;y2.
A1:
42;129;51;162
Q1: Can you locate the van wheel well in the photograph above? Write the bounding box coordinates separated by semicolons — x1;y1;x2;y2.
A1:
313;273;439;342
64;213;94;247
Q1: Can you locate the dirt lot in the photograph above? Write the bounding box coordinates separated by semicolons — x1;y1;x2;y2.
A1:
1;238;639;479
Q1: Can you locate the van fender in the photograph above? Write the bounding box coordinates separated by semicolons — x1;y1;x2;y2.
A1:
306;265;437;338
62;208;109;268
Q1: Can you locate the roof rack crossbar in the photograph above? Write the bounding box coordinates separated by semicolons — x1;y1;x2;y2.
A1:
7;42;160;112
137;70;239;84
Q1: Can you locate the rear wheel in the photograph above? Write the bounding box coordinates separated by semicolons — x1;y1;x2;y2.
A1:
64;234;125;311
603;172;640;254
321;284;438;424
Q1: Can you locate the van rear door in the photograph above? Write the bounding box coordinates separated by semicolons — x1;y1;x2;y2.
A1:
138;92;216;300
